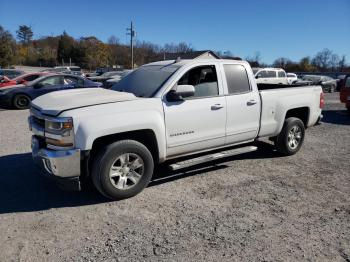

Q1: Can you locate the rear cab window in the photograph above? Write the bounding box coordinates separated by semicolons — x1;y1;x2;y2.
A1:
223;64;251;95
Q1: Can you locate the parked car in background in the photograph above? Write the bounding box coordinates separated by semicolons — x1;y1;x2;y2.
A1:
287;73;298;84
253;68;288;85
0;74;102;109
340;74;350;113
301;75;337;93
0;69;25;79
0;72;50;88
105;70;134;89
88;71;126;88
44;66;84;76
336;75;347;92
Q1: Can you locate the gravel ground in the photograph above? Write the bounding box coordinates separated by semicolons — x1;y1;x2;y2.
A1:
0;93;349;261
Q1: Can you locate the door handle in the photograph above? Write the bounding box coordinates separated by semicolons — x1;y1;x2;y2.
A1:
211;104;224;110
247;100;257;106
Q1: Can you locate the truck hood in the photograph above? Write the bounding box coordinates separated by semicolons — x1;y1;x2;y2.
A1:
32;88;137;116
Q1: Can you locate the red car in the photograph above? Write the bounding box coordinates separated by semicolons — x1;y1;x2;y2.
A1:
0;72;50;88
340;74;350;113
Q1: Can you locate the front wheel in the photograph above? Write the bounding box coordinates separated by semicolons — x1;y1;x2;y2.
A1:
91;140;154;200
13;94;31;109
274;117;305;156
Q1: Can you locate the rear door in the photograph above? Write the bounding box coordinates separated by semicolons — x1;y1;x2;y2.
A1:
163;64;227;157
221;63;261;144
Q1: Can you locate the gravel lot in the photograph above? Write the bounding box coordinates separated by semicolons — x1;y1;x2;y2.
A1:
0;93;349;261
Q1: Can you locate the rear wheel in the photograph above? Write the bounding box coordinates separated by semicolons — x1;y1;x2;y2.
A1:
91;140;154;200
13;94;31;109
274;117;305;156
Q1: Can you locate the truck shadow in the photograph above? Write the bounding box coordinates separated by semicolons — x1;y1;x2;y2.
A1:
321;109;350;125
0;142;279;214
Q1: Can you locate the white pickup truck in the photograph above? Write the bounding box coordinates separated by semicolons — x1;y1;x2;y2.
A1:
29;59;324;200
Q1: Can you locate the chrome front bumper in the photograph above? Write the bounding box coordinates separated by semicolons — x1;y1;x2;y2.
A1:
31;136;81;178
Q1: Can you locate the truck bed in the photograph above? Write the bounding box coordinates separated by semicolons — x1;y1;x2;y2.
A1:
257;84;322;138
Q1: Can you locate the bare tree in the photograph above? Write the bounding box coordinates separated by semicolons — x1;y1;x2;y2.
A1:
338;55;346;72
329;54;340;71
312;48;333;70
273;57;292;69
107;35;119;45
163;42;193;53
246;51;261;67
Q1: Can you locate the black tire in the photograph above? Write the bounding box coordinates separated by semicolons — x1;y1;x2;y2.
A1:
91;140;154;200
13;94;31;109
274;117;305;156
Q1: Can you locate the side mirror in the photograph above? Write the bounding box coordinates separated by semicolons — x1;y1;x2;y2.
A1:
167;85;195;101
255;75;259;79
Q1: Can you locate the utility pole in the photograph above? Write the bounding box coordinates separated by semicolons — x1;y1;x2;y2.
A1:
127;21;135;69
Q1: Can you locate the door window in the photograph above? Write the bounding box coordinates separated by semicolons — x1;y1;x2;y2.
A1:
278;71;286;77
224;64;251;94
267;71;276;78
39;76;62;87
257;70;268;78
177;65;219;98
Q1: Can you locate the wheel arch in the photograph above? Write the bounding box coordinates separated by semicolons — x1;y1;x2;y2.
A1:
90;129;160;165
284;107;310;128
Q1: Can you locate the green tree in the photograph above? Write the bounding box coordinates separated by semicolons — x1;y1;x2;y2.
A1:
0;26;16;67
16;25;33;45
57;31;75;65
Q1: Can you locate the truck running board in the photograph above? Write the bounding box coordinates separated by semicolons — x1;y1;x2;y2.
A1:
169;146;258;171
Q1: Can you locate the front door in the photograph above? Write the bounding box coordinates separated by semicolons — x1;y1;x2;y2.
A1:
163;65;226;157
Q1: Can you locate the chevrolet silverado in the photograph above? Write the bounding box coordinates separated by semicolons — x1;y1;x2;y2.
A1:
29;59;324;200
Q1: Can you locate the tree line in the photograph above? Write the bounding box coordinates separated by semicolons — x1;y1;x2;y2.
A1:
0;24;348;72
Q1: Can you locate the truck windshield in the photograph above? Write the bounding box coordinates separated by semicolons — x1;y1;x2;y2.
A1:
111;65;179;97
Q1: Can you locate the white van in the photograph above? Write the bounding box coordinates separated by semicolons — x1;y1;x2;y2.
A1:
253;68;288;85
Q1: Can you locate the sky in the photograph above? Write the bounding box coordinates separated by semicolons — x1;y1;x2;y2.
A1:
0;0;349;64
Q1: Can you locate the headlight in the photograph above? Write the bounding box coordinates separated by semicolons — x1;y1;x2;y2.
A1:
45;117;74;149
45;117;73;134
